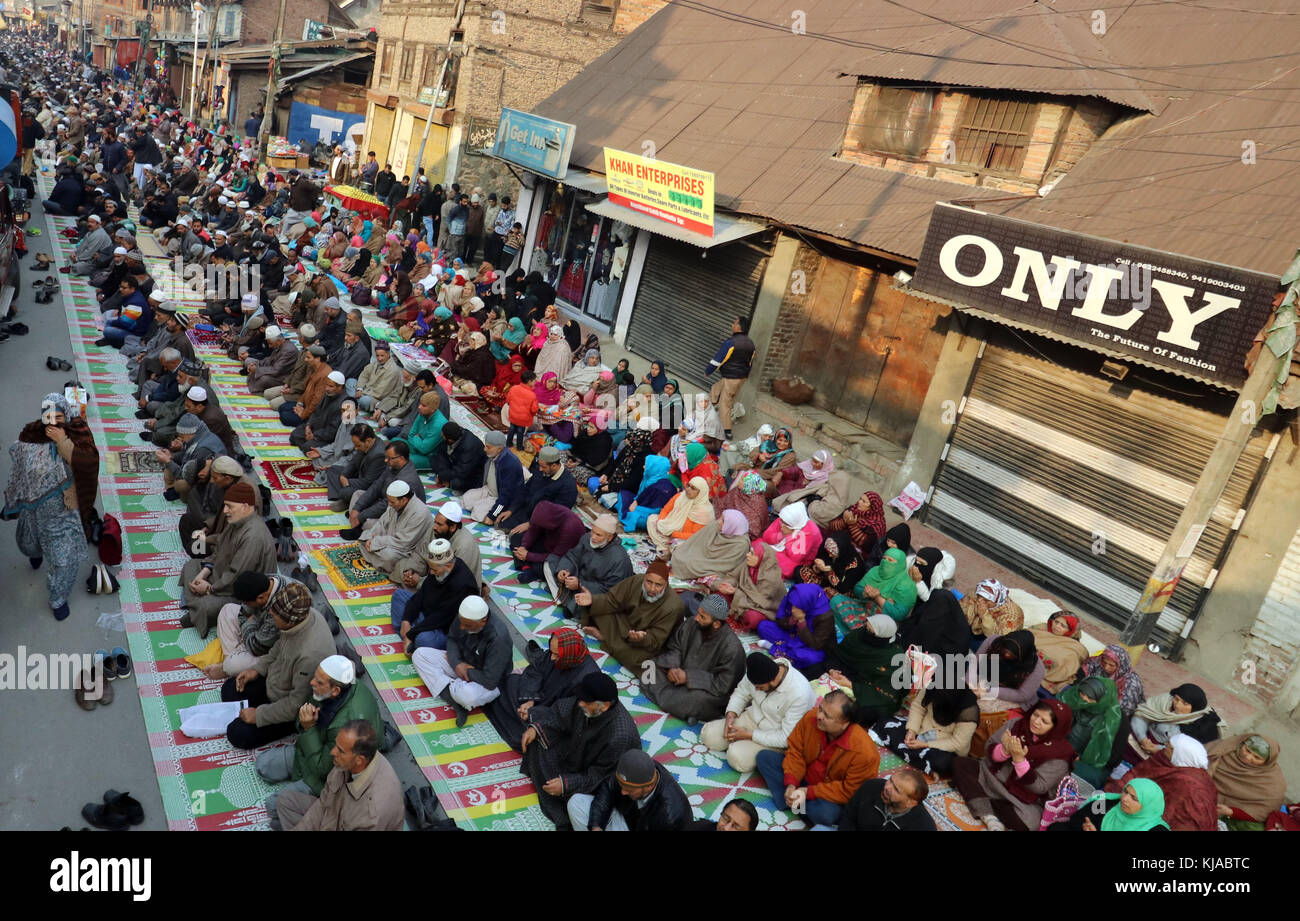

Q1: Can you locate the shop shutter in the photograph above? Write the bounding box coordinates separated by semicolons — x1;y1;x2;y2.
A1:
925;338;1274;655
625;234;771;390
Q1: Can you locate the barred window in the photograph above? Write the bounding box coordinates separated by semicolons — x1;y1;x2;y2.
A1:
953;94;1039;174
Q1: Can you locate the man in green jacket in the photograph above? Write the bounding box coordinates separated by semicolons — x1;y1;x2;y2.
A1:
255;654;384;828
396;390;446;470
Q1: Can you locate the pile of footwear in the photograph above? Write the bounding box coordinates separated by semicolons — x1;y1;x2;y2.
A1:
32;275;58;304
74;647;132;711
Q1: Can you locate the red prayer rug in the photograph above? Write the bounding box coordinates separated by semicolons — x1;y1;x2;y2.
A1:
259;459;320;490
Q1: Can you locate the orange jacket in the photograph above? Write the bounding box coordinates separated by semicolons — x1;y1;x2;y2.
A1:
506;384;540;427
782;708;879;804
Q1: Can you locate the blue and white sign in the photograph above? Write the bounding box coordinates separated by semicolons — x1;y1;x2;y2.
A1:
491;107;575;181
287;101;365;150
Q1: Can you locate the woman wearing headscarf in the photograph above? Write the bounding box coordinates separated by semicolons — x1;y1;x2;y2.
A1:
612;358;636;391
449;331;497;394
377;269;413;321
561;349;606;398
872;682;979;777
1031;611;1090;694
1079;644;1145;716
712;470;771;541
829;547;918;638
490;316;528;364
417;305;458;356
618;453;675;533
1103;735;1219;831
824;614;906;719
479;354;527;409
749;426;798;497
670;508;751;581
485;626;600;749
1059;675;1123;786
1208;734;1287;828
757;583;836;676
579;370;620;418
687;393;725;449
640;358;668;395
795;449;834;488
3;394;99;620
1071;779;1171;831
961;577;1024;640
797;533;865;595
760;501;822;579
675;442;726;500
594;422;655;507
967;630;1045;757
827;490;886;556
654;379;686;437
564;416;614;483
863;521;912;571
646;475;716;553
532;325;572;384
909;546;956;603
1119;683;1222;775
951;699;1076;831
718;541;786;629
899;588;973;659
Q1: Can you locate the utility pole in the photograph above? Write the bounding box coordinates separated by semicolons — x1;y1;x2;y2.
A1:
407;0;466;196
188;2;202;123
197;0;230;128
134;0;151;88
1122;255;1299;662
256;0;288;163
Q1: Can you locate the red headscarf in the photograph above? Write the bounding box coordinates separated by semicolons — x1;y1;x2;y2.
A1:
491;355;526;391
547;627;589;671
534;371;562;406
1006;699;1075;766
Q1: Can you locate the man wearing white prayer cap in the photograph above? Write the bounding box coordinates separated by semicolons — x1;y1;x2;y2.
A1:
356;471;434;584
433;499;482;588
289;365;348;455
254;651;384;829
66;212;114;276
412;594;512;726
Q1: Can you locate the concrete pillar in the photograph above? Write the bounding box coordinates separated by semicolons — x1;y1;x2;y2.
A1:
888;314;985;499
739;232;798;415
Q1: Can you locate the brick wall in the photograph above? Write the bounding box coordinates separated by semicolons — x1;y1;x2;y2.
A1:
1240;528;1300;705
241;0;333;46
369;0;661;194
758;240;823;393
615;0;670;33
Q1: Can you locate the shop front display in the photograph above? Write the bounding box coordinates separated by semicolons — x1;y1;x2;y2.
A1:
530;184;636;327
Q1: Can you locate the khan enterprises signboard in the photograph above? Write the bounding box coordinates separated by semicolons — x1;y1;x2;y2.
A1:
910;203;1279;387
603;149;715;237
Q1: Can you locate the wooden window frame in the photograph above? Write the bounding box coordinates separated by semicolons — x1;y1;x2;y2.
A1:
951;93;1040;177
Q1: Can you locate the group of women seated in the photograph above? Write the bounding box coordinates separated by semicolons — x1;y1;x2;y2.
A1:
358;249;1291;832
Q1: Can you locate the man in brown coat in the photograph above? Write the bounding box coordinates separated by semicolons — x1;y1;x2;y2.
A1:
277;721;404;831
180;482;278;637
278;345;333;427
576;561;686;674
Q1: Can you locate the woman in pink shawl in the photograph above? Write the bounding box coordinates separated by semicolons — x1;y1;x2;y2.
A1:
521;322;548;368
796;449;834;486
759;501;823;578
534;371;563;408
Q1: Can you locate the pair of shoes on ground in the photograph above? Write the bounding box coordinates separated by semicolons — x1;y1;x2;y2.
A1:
95;647;132;681
74;659;114;710
81;790;144;831
46;355;73;371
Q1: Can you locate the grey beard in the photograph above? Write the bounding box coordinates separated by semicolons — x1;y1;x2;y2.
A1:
589;537;610;550
434;569;452;583
642;587;664;603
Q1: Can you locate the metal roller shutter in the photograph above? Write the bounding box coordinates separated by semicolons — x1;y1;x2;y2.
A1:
625;234;771;389
926;338;1274;655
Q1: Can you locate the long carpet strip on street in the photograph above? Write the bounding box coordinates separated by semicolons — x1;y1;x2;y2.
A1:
45;171;975;830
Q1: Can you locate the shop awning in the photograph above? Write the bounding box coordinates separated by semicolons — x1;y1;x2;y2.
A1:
900;283;1235;391
585;198;766;249
276;51;373;92
557;171;606;195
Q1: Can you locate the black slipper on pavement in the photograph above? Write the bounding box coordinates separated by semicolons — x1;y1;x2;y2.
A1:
103;790;144;825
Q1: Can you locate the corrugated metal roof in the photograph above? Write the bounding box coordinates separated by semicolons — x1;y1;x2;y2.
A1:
533;0;1300;275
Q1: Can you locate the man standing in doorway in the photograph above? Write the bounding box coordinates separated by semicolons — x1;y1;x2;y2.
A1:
704;315;756;441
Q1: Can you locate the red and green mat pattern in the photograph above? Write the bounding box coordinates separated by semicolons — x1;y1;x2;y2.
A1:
45;175;975;831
